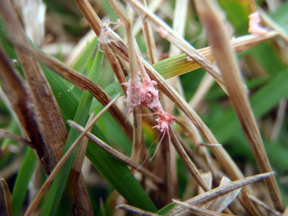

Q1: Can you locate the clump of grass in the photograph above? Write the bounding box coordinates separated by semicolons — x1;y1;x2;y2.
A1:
0;0;288;215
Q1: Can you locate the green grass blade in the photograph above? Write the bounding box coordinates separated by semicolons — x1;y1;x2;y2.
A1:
156;203;176;216
12;147;38;216
218;0;251;35
72;36;98;74
70;36;98;99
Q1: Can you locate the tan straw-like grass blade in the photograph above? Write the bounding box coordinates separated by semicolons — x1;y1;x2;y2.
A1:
108;0;143;163
0;129;35;149
248;194;282;216
197;172;212;209
0;0;68;171
0;46;48;168
169;128;210;192
116;204;161;216
172;199;232;216
206;176;241;212
69;121;163;184
1;178;13;216
123;0;227;94
169;172;274;215
196;0;282;211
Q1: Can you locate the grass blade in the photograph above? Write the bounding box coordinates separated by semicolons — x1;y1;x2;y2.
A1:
12;147;38;216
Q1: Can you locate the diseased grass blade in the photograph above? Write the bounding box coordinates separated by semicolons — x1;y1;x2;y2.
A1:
170;172;274;215
41;53;157;213
12;147;38;216
197;0;281;210
172;199;229;216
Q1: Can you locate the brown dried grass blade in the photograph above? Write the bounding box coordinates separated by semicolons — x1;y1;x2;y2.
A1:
248;194;282;216
72;112;95;172
0;0;67;170
0;1;95;213
123;0;227;94
283;206;288;216
206;176;241;212
1;178;13;216
138;0;158;64
116;204;161;216
108;0;143;163
196;0;282;211
0;129;35;149
169;172;274;215
175;132;209;173
169;128;210;192
98;27;128;95
165;0;188;198
172;199;232;216
69;121;163;184
74;0;102;35
168;0;188;57
198;172;212;209
0;45;47;168
198;172;212;193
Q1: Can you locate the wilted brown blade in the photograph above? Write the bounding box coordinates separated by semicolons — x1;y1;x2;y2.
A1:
169;172;274;215
196;0;282;211
0;0;94;214
1;178;13;216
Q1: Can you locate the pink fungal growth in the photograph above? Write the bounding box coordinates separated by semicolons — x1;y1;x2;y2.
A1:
153;111;173;132
144;110;174;161
123;77;162;113
141;79;162;111
123;76;144;107
123;75;177;160
248;11;269;36
158;27;169;39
